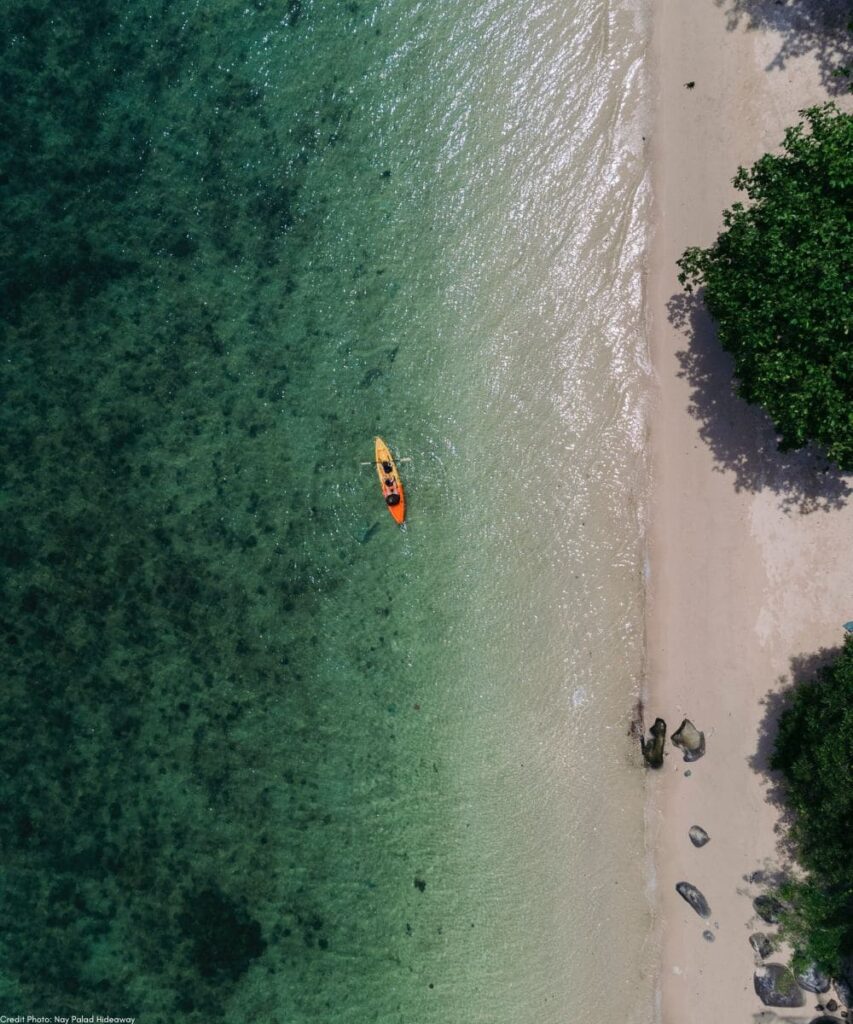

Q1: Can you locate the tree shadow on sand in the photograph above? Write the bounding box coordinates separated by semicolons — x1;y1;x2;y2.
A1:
748;644;843;858
667;291;852;515
717;0;852;94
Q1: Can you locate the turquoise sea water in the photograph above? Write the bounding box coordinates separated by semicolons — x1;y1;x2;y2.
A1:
1;1;652;1021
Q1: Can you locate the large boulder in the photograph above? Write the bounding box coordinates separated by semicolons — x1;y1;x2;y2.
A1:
753;894;785;924
675;881;711;918
834;978;852;1008
833;958;853;1007
749;932;774;960
641;717;667;768
689;825;710;848
754;964;806;1007
797;964;831;994
672;718;706;761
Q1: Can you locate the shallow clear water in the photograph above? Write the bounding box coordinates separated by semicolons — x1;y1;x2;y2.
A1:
1;1;652;1021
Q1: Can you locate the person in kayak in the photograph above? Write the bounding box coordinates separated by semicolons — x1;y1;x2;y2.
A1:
381;461;393;474
385;493;401;507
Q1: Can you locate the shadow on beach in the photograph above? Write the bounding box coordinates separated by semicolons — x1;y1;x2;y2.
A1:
748;645;843;857
667;291;852;514
717;0;853;94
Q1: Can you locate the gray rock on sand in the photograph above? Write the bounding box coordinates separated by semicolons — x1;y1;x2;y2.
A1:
810;1017;842;1023
702;929;715;942
672;718;706;761
689;825;710;848
641;717;667;769
754;964;806;1007
675;881;711;918
797;964;831;994
754;894;785;924
749;932;774;960
827;999;840;1012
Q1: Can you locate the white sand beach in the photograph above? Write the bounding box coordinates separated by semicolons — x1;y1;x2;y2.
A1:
646;1;853;1021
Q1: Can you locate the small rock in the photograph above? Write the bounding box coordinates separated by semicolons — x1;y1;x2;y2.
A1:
827;999;839;1011
689;825;710;848
702;929;715;942
684;769;692;777
754;964;805;1007
675;881;711;918
753;894;785;924
747;870;767;884
798;965;831;994
749;933;774;959
672;718;706;761
358;522;380;544
641;717;667;768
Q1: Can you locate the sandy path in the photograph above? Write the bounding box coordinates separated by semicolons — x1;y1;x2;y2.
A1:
645;1;853;1021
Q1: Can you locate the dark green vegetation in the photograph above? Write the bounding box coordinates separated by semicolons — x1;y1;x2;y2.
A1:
0;2;447;1020
678;104;853;469
770;637;853;975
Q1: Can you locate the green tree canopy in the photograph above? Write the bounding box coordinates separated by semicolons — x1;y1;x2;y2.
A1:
678;104;853;469
770;636;853;974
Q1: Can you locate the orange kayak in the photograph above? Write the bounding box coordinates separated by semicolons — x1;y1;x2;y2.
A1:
375;437;406;524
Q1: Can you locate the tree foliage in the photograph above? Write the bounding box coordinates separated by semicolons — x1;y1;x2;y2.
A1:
678;104;853;469
770;636;853;974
